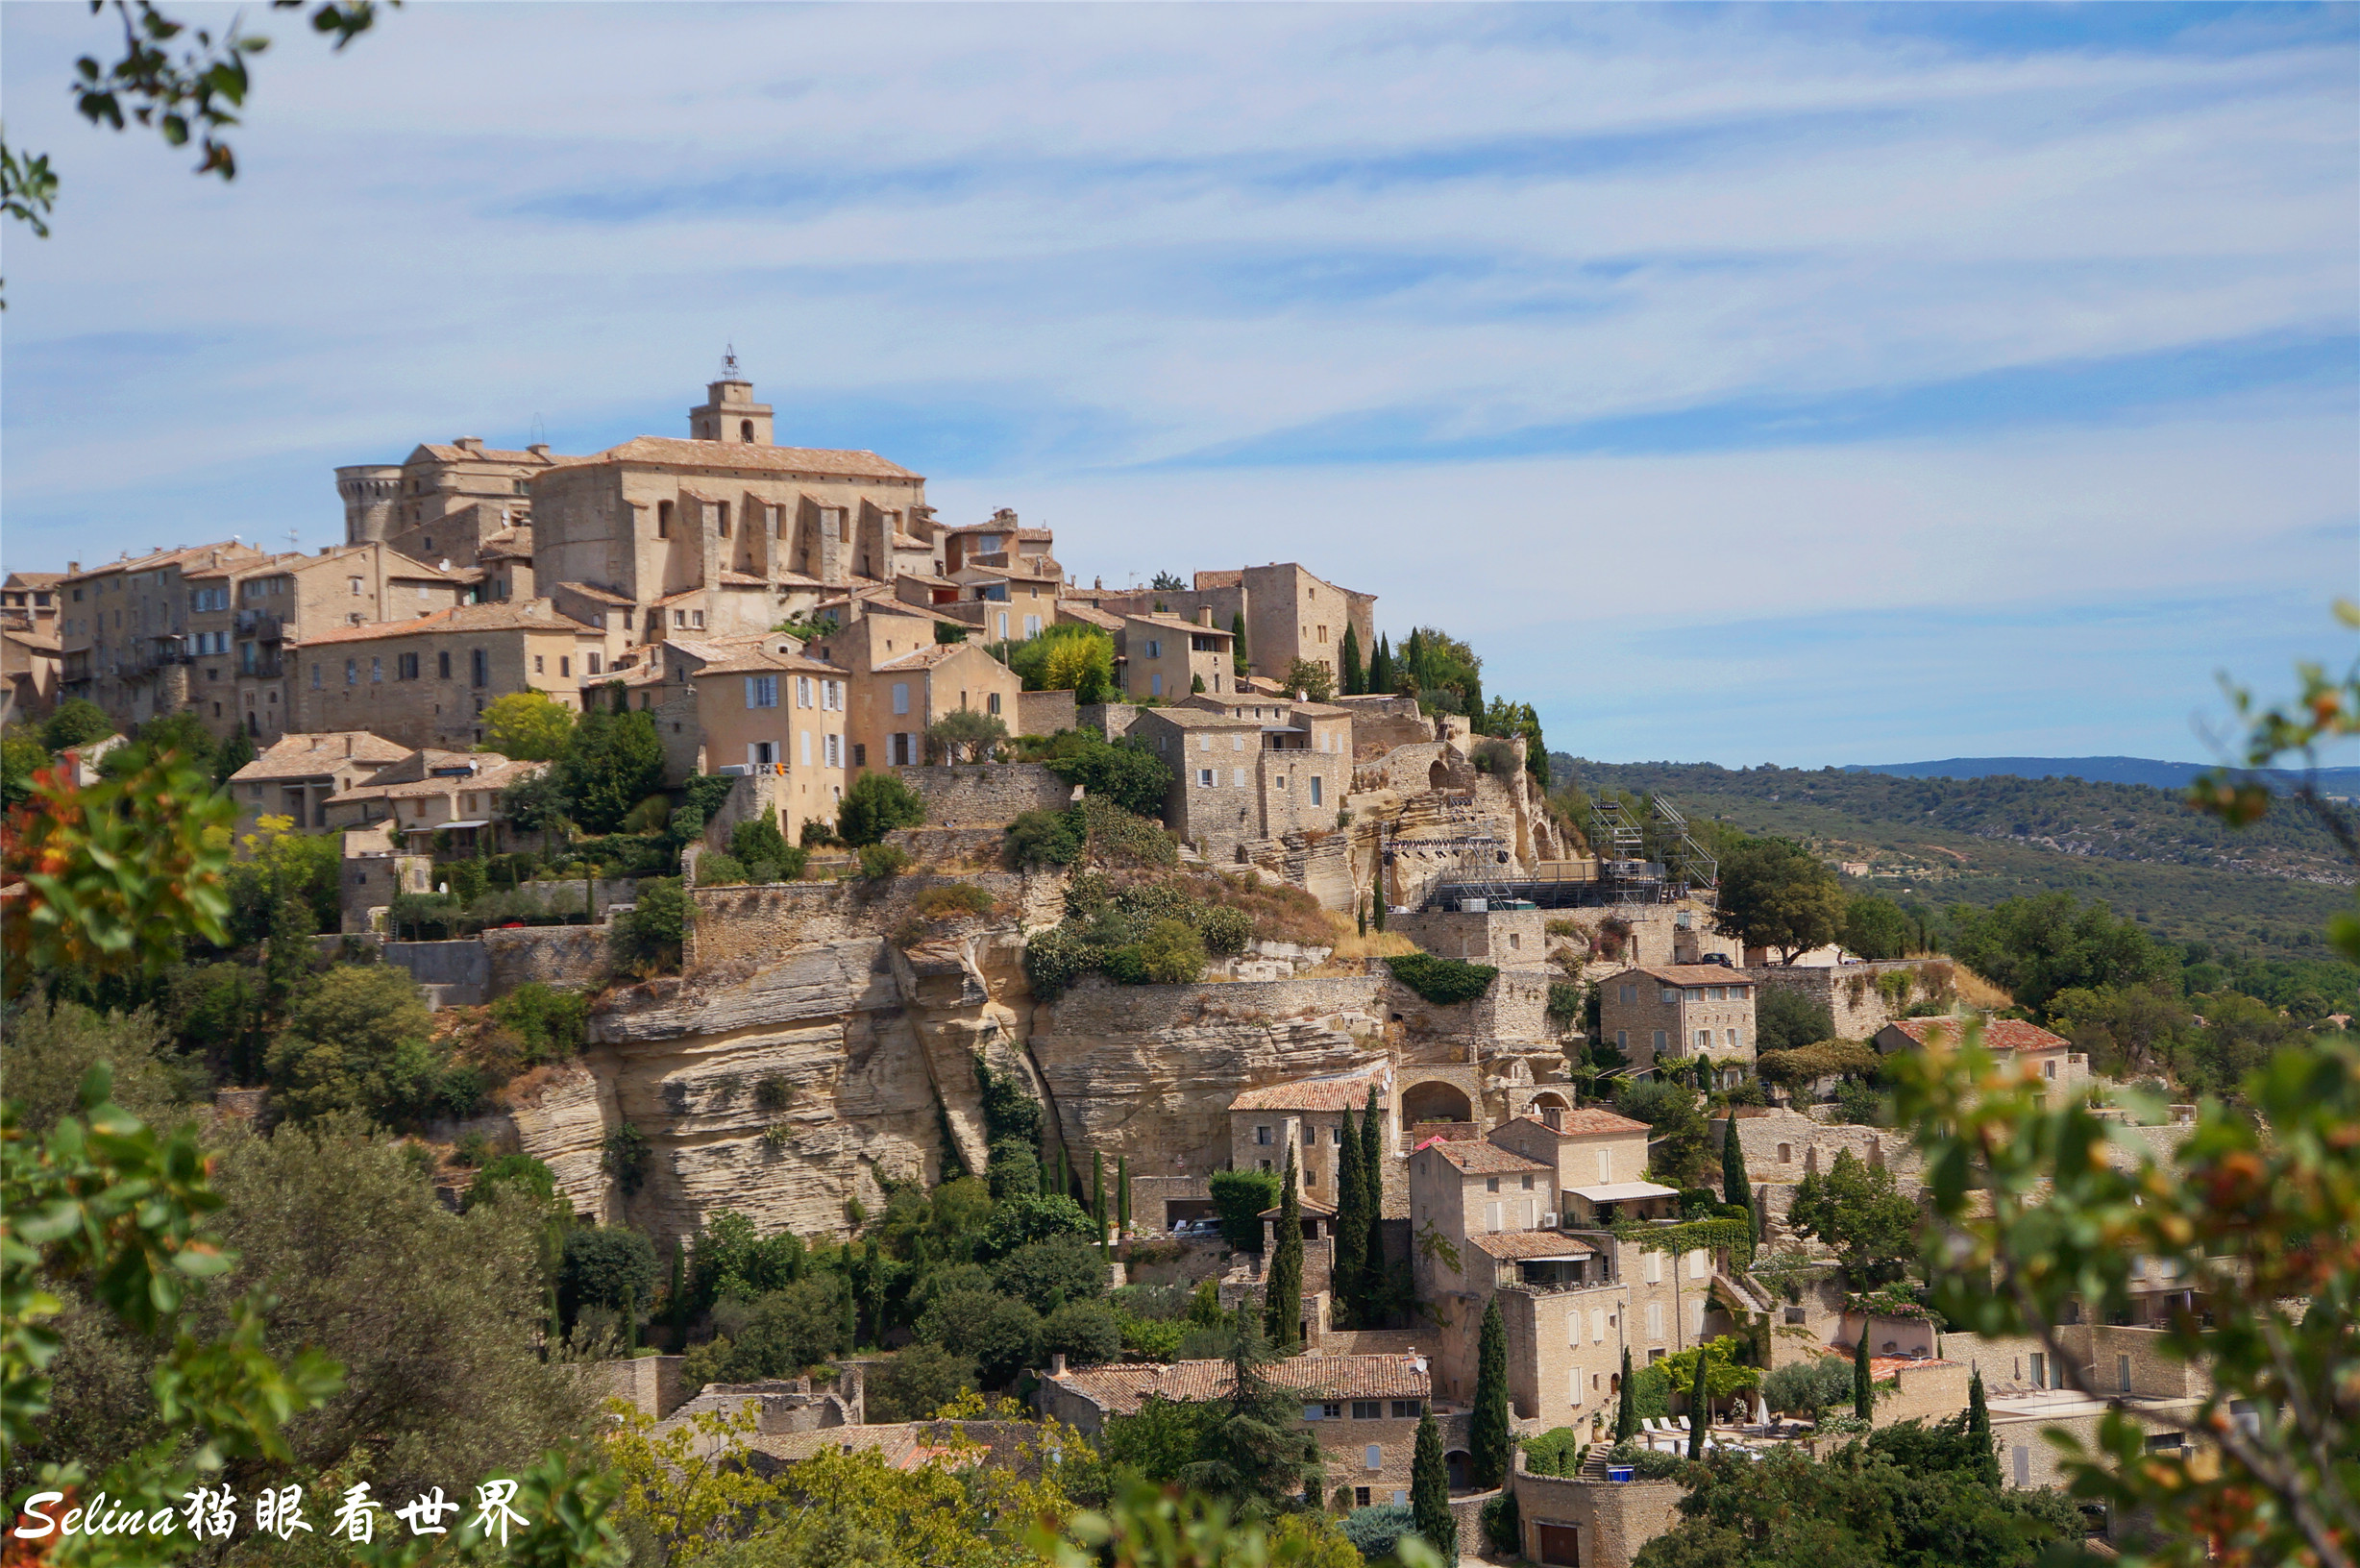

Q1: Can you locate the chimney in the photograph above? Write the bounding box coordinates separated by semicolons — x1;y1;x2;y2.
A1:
528;443;551;457
344;736;355;756
67;562;79;574
1048;1352;1068;1377
455;437;485;453
1542;1106;1563;1131
1197;606;1213;627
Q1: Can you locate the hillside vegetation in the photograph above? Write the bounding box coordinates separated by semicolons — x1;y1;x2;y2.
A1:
1553;755;2357;975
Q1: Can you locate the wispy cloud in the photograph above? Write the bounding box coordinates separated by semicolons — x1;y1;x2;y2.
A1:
1;1;2350;763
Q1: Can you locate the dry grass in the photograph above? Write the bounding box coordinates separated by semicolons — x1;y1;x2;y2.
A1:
1323;910;1419;959
1952;965;2015;1011
1191;870;1336;948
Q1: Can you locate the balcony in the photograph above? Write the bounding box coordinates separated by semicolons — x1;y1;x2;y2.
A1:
234;609;284;641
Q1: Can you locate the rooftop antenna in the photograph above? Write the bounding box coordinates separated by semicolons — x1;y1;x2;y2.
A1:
287;528;300;555
529;411;548;447
721;343;740;380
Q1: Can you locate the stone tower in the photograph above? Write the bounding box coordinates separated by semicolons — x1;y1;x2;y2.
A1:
335;464;402;545
688;351;774;446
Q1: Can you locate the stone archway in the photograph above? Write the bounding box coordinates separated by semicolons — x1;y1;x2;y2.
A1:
1444;1450;1473;1490
1400;1079;1474;1133
1428;758;1451;793
1531;1090;1571;1114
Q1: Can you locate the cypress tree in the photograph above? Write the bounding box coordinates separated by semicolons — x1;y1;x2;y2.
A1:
1118;1155;1131;1234
1264;1149;1303;1351
1411;1412;1456;1560
864;1237;883;1348
1231;611;1249;678
1471;1297;1512;1486
1463;669;1484;729
1401;629;1425;697
1358;1085;1387;1318
1615;1347;1637;1440
1967;1368;2000;1486
1093;1151;1107;1236
1722;1118;1756;1242
1334;1106;1367;1326
1854;1328;1875;1420
1340;625;1364;696
1368;634;1392;695
667;1237;688;1348
1687;1346;1710;1459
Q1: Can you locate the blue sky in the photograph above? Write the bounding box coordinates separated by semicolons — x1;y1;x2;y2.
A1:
3;2;2354;767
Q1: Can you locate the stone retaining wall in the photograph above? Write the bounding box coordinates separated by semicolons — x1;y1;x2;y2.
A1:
486;923;612;994
895;762;1075;826
1749;958;1954;1041
1018;689;1077;737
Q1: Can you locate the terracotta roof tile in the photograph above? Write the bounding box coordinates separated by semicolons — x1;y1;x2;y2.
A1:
1418;1140;1550;1175
1229;1073;1385;1113
1619;965;1758;988
1881;1016;2069;1053
1471;1231;1594;1260
555;582;634;606
1512;1109;1651;1139
294;601;596;646
873;644;969;672
230;731;411;781
1050;1354;1430;1416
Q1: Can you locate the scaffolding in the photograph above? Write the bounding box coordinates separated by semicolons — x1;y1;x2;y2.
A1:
1392;794;1516;908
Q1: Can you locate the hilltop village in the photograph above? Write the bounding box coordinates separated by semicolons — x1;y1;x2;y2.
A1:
2;373;2221;1567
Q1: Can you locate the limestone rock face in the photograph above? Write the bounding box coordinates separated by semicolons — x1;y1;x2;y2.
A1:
504;1062;624;1225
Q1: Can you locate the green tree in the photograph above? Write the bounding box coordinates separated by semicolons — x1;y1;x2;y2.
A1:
1787;1147;1919;1287
1118;1154;1131;1233
210;722;255;786
1282;659;1334;703
1721;1118;1756;1241
1615;1346;1637;1440
1333;1103;1367;1325
1943;891;2176;1017
561;1226;661;1324
1410;1410;1456;1559
556;698;665;834
1181;1321;1323;1510
993;1237;1106;1314
1615;1077;1712;1187
1841;894;1913;961
40;698;114;752
1263;1151;1303;1349
1687;1345;1711;1459
915;1288;1041;1386
1713;836;1849;964
1358;1084;1386;1315
465;1152;558;1213
1853;1326;1874;1421
1340;625;1364;697
504;765;573;849
1043;734;1171;819
110;709;216;781
838;770;927;846
481;690;578;761
1;726;48;808
865;1343;977;1422
1470;1296;1511;1486
975;1192;1095;1259
1231;611;1250;679
1965;1367;1999;1488
262;964;439;1124
1366;634;1392;695
1756;986;1836;1051
1761;1355;1852;1425
0;997;184;1136
929;707;1009;763
725;1275;852;1379
1208;1167;1280;1252
1044;1299;1122;1367
612;875;685;973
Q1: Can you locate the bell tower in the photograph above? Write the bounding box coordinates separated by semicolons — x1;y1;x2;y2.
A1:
688;346;774;445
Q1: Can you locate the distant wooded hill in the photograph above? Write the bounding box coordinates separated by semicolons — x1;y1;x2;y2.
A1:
1847;756;2360;793
1549;755;2358;971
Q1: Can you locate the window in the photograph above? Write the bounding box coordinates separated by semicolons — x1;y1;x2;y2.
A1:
798;676;812;708
1331;1126;1342;1144
1146;639;1161;660
345;659;357;685
987;691;1001;716
1486;1202;1500;1230
310;664;322;689
1646;1304;1663;1339
1785;1306;1807;1325
1390;1400;1419;1419
1653;1030;1666;1054
996;612;1009;640
1232;768;1244;786
1023;615;1041;638
716;502;730;538
1568;1370;1584;1406
1149;673;1162;697
556;656;570;677
1352;1402;1382;1421
1695;1029;1711;1052
2119;1355;2132;1393
1661;988;1678;1005
2044;1060;2058;1080
851;744;866;766
657;501;673;538
588;653;602;675
801;731;812;766
1777;1143;1791;1163
1256;1126;1271;1145
1364;1446;1383;1473
1597;1149;1611;1182
692;610;704;628
2029;1353;2046;1389
472;649;488;687
748;675;778;709
438;650;451;679
397;652;419;680
1310;776;1322;806
1198;769;1215;788
750;742;775;767
1521;1174;1534;1190
534;655;545;674
891;732;911;766
1615;1030;1628;1051
892;681;909;715
1486;1177;1499;1192
349;576;363;596
824;733;841;768
1645;1252;1661;1285
1688;1248;1708;1280
1619;984;1636;1004
1354;1489;1370;1509
1591;1308;1606;1342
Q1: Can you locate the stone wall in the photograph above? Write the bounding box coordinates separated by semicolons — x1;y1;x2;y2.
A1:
896;762;1075;826
573;1355;690;1419
486;923;612;994
1078;701;1141;739
1335;695;1434;759
383;939;490;1005
1389;907;1548;963
1709;1109;1922;1230
1018;689;1076;737
1750;958;1955;1041
1511;1460;1685;1568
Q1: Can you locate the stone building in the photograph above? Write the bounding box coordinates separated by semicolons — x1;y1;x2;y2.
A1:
1128;697;1352;861
1076;563;1375;691
1597;965;1758;1082
1119;610;1235;702
321;748;546;854
284;600;605;751
1227;1068;1401;1217
2;625;61;725
1038;1352;1441;1507
338;435;560;562
1875;1016;2090;1098
684;645;851;845
1;572;62;631
227;730;413;834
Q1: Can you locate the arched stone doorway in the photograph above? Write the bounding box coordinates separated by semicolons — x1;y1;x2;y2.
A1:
1400;1080;1473;1133
1444;1450;1473;1490
1428;759;1451;793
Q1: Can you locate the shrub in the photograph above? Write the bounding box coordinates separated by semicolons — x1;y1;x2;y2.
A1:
1134;919;1207;985
1281;659;1335;703
928;708;1010;762
602;1122;651;1195
1546;980;1584;1026
1387;951;1499;1006
728;806;794;870
1208;1167;1280;1251
993;1236;1108;1313
559;1226;659;1323
865;1343;977;1422
1044;736;1171;819
697;851;750;887
263;965;439;1124
1340;1505;1415;1561
1521;1427;1586;1477
839;772;926;846
1042;1300;1122;1366
914;1289;1043;1386
1605;1440;1687;1480
1005;807;1085;870
1758;987;1837;1051
1481;1490;1520;1555
1196;904;1251;956
975;1193;1096;1260
41;698;114;752
721;1275;850;1378
857;844;913;880
913;882;996;921
1078;796;1176;868
489;982;590;1062
611;877;684;973
1021;922;1099;1000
